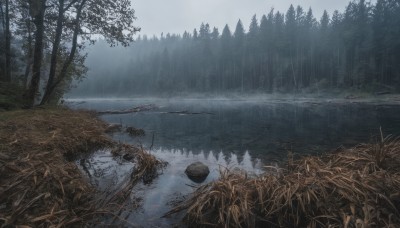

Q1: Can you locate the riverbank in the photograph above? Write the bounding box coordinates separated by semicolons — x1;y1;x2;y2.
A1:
2;103;400;227
0;107;161;227
167;136;400;227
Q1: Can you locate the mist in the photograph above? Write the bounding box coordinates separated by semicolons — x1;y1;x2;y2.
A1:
2;0;400;227
69;0;399;98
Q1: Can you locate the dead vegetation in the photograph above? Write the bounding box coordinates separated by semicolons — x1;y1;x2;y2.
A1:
0;107;162;227
166;136;400;227
126;126;145;137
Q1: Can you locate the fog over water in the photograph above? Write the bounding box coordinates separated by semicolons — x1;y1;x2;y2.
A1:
71;98;400;161
66;1;398;225
1;0;398;226
70;98;400;226
68;0;395;100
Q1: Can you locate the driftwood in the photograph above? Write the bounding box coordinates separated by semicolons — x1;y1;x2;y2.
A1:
98;104;213;115
344;95;361;100
98;104;157;115
375;91;391;96
162;110;214;115
65;101;86;106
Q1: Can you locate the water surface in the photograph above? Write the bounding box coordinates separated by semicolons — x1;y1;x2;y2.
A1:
69;98;400;226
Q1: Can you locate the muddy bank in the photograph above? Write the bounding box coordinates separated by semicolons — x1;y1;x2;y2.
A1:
0;108;161;227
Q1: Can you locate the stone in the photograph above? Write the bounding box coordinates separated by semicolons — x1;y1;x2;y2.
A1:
122;153;135;161
185;162;210;183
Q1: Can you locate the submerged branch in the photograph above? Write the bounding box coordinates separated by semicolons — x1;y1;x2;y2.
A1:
161;111;215;115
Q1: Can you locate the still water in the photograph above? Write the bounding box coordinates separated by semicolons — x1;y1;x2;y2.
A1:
69;98;400;226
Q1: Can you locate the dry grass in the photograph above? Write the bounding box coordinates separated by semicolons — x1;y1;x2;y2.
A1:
167;136;400;227
108;144;166;203
0;107;161;227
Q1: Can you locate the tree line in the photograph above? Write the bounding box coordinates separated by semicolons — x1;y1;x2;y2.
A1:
0;0;138;106
73;0;400;97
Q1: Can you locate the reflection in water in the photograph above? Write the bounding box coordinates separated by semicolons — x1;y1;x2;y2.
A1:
71;99;400;162
78;150;134;190
78;148;263;227
71;99;400;226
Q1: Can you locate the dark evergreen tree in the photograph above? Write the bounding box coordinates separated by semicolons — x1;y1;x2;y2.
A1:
70;0;400;97
211;27;219;40
233;19;245;91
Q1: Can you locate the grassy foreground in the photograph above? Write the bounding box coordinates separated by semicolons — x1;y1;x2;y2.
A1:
167;136;400;227
0;107;161;227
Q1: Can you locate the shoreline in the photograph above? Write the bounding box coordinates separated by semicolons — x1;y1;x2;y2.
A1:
1;106;400;227
0;107;161;227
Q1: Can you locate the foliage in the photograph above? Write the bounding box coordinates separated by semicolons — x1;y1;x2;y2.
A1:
0;0;139;105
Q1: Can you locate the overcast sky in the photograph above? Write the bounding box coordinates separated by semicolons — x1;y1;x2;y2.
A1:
131;0;356;37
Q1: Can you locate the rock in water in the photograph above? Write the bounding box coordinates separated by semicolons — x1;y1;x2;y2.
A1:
185;162;210;183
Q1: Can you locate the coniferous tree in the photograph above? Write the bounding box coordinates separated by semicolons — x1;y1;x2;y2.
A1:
70;0;400;97
247;15;259;89
220;24;232;90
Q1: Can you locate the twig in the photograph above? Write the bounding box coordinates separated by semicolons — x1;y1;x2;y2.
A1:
150;132;155;151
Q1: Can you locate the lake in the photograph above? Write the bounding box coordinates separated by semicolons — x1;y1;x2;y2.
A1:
68;98;400;226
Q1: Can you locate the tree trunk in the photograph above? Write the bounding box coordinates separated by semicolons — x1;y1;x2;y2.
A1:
4;0;11;82
40;0;86;105
23;17;34;89
40;0;64;105
27;0;47;107
0;1;4;80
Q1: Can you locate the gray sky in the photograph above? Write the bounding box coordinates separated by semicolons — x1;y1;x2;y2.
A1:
131;0;354;37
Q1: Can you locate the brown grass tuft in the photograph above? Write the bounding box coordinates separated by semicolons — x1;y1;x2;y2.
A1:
167;138;400;227
0;107;162;227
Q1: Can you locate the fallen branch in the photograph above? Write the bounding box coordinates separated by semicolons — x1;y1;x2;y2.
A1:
375;91;391;96
98;104;157;115
161;110;214;115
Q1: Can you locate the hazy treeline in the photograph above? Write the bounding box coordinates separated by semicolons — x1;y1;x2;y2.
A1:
72;0;400;97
